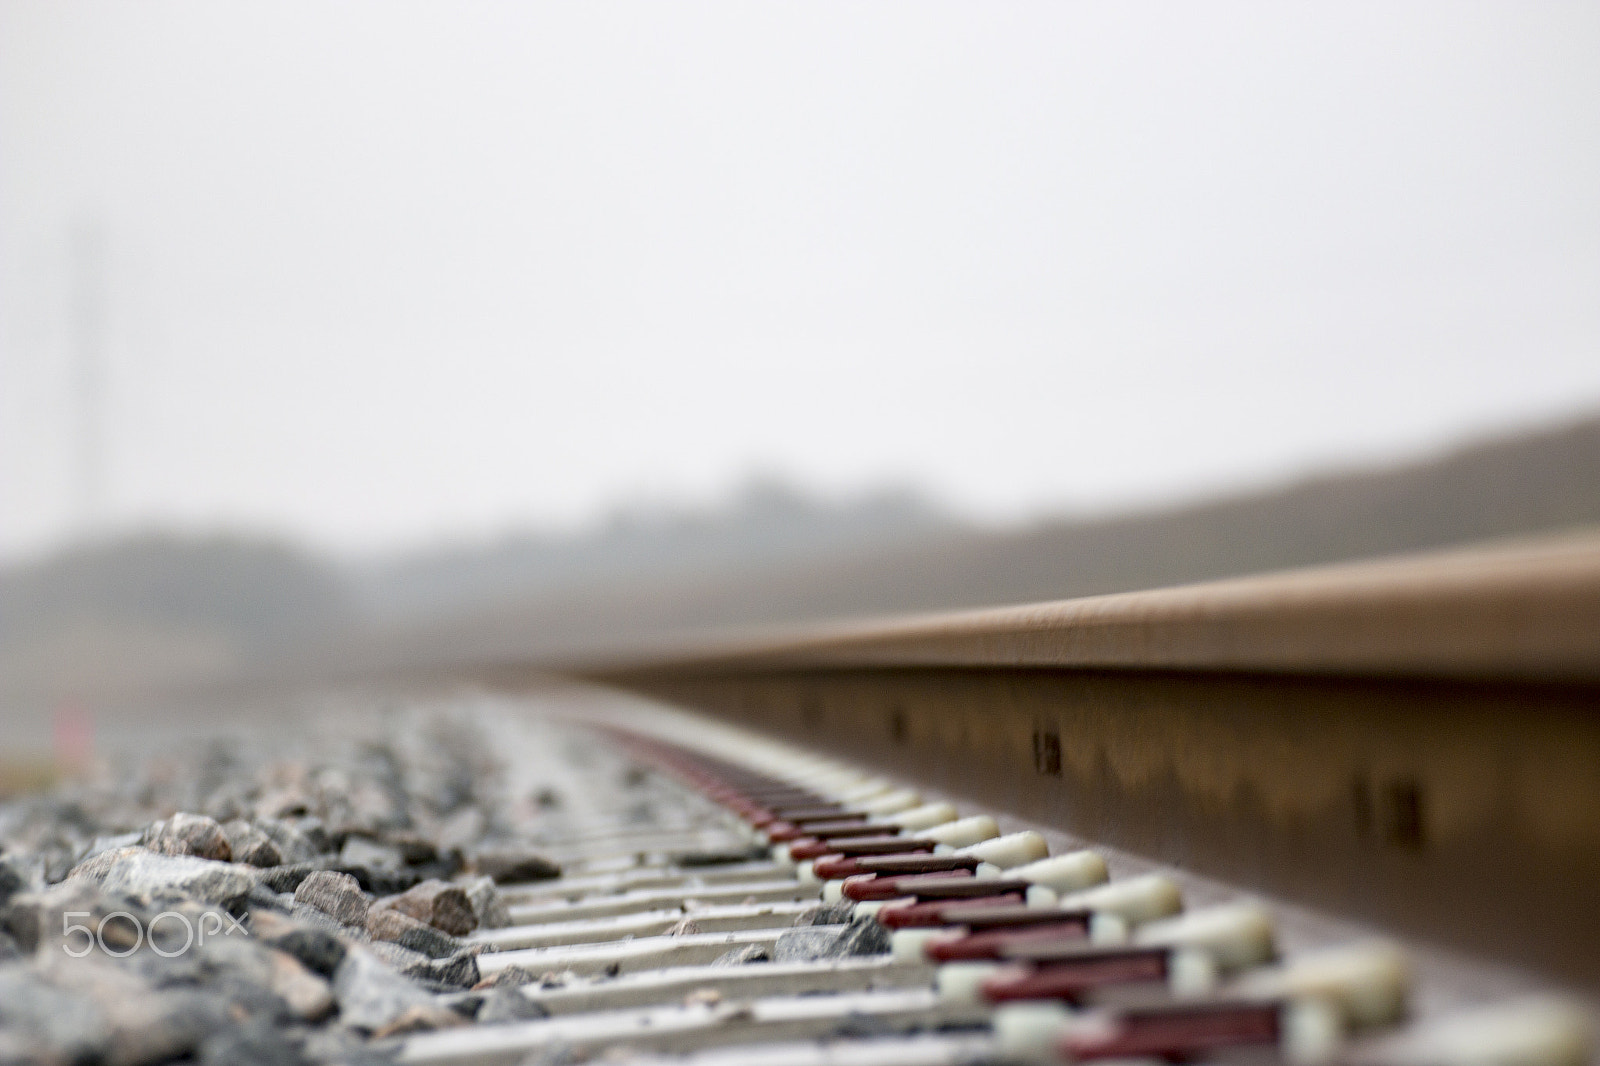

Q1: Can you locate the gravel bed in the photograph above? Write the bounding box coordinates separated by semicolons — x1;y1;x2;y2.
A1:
0;699;597;1065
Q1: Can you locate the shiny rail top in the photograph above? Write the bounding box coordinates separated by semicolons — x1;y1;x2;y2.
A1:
587;532;1600;682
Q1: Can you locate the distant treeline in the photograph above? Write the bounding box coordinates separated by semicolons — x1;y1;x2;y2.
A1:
376;410;1600;668
4;411;1600;695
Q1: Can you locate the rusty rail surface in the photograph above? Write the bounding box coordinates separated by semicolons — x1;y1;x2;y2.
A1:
570;534;1600;989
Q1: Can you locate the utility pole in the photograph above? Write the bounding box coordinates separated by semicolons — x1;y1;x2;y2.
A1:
69;218;107;537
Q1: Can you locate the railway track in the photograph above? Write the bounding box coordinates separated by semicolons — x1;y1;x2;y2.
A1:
397;534;1600;1064
3;536;1594;1063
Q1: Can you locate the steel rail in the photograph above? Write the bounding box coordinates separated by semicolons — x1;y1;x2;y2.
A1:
570;533;1600;989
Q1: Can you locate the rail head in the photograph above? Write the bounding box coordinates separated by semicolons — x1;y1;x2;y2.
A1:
586;532;1600;684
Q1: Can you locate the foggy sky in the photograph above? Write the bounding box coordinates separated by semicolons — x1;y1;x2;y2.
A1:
3;2;1598;558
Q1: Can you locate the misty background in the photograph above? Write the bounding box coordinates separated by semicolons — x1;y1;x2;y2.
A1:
5;410;1600;703
2;4;1599;737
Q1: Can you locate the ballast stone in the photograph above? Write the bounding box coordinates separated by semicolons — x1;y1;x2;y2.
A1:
368;906;463;959
142;813;235;863
827;914;892;958
461;875;510;929
264;926;348;978
332;946;436;1032
222;819;287;868
0;962;109;1063
339;837;406;882
381;878;477;936
771;915;891;963
257;860;330;894
68;846;256;906
257;818;328;865
196;1021;308;1066
472;847;561;885
415;948;482;990
294;870;371;927
476;985;550;1024
774;926;846;962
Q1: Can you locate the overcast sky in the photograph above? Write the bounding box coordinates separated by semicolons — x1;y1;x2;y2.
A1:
3;2;1597;559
